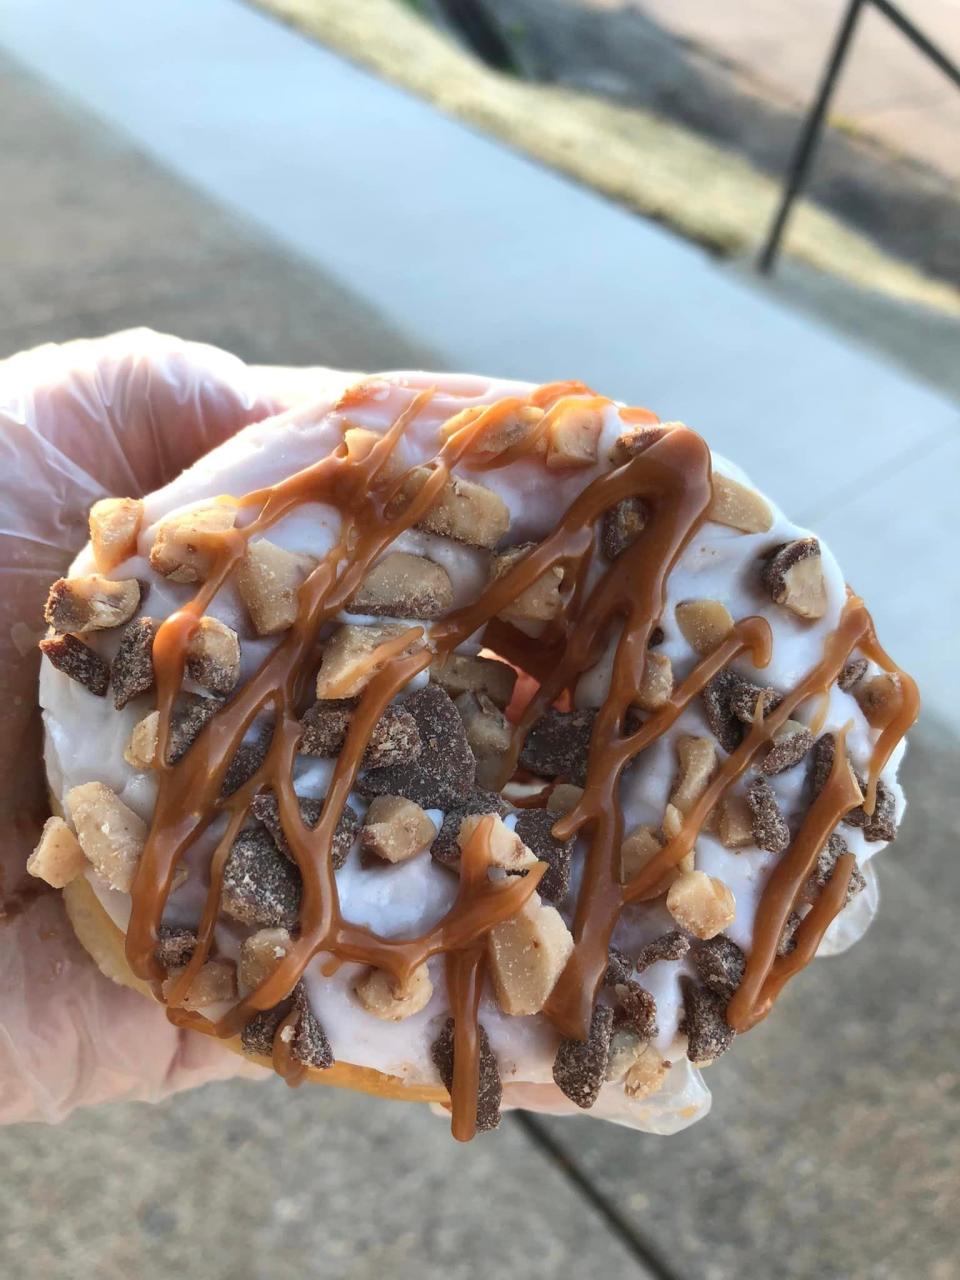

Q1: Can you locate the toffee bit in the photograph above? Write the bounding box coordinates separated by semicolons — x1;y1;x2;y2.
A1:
357;684;477;810
701;670;744;755
777;911;802;956
513;808;573;904
241;1002;291;1057
155;926;199;970
808;732;838;801
727;678;781;725
680;976;735;1064
111;616;156;708
166;693;226;765
604;946;635;987
431;1017;502;1133
746;777;790;854
612;982;658;1041
39;633;110;696
291;983;335;1070
251;791;360;869
601;497;647;561
220;730;272;798
804;833;866;904
553;1004;615;1110
299;695;421;767
431;791;510;867
634;931;691;972
519;707;597;786
693;936;746;999
845;778;898;843
222;827;302;928
347;551;453;619
761;537;827;620
838;657;868;692
608;423;668;464
185;616;241;695
429;652;517;710
44;574;140;634
759;720;815;775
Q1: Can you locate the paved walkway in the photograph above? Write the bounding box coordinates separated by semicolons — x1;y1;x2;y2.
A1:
0;7;957;1278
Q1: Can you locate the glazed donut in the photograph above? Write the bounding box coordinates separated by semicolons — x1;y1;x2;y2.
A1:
33;370;917;1140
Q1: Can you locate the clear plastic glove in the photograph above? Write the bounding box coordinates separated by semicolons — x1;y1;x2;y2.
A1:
0;329;321;1123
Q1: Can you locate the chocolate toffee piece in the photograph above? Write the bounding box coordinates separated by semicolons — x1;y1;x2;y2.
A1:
251;791;359;869
111;616;156;708
680;977;735;1063
432;1018;502;1133
634;930;691;972
357;684;477;810
693;936;746;999
430;791;510;867
519;707;596;786
38;370;917;1141
222;827;302;928
39;633;110;696
512;808;574;904
553;1004;615;1109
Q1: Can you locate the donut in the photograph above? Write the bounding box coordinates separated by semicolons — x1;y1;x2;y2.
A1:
33;370;918;1140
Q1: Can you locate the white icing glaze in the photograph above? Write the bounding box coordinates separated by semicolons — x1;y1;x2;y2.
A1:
40;370;905;1132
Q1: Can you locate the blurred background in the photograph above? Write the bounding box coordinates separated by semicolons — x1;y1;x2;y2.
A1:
0;1;957;1277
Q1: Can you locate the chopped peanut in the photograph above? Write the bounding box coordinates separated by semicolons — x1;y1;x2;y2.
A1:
354;962;433;1021
636;651;673;711
666;871;735;939
455;691;512;761
163;959;237;1009
239;927;292;990
237;538;316;635
707;474;773;534
675;599;734;656
124;711;159;770
314;623;422;699
44;574;140;634
545;403;603;470
429;652;517;708
490;544;564;634
348;551;453;619
661;804;695;871
547;783;584;816
855;673;903;729
149;505;237;584
457;813;537;872
27;817;86;888
89;497;144;572
619;824;663;884
605;1026;646;1082
670;736;717;818
186;616;241;694
360;795;436;864
342;427;404;477
390;468;510;549
440;403;545;455
66;782;146;893
717;794;754;848
487;894;574;1015
623;1044;669;1099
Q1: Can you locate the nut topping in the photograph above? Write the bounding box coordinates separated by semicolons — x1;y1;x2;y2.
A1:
490;544;564;633
669;735;718;820
623;1044;670;1099
519;707;596;786
759;719;814;775
348;551;453;619
27;817;86;888
66;782;146;893
89;497;144;572
666;870;735;939
838;657;868;692
761;538;827;619
358;684;477;810
553;1004;615;1109
222;827;302;928
185;616;241;695
487;893;574;1015
707;474;773;534
314;623;423;700
250;791;359;870
298;699;422;769
238;927;292;991
389;468;510;549
746;777;790;853
546;783;584;816
39;633;109;696
355;962;433;1020
44;574;140;634
429;652;517;709
430;791;509;867
163;960;237;1010
545;403;603;470
601;497;647;560
675;599;734;656
360;795;436;864
149;504;237;584
680;977;735;1063
635;651;673;712
456;813;537;873
619;824;663;885
236;538;316;635
439;403;545;455
513;808;574;904
431;1018;502;1132
854;672;903;729
111;617;156;708
717;793;755;848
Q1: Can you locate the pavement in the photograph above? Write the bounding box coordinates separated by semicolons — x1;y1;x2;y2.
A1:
0;5;957;1277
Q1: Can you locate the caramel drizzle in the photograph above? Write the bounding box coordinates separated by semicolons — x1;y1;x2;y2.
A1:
126;379;918;1139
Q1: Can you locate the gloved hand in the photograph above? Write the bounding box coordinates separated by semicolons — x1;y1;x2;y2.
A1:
0;329;321;1123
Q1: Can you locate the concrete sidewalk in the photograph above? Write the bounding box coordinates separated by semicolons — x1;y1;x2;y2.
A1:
0;11;957;1279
